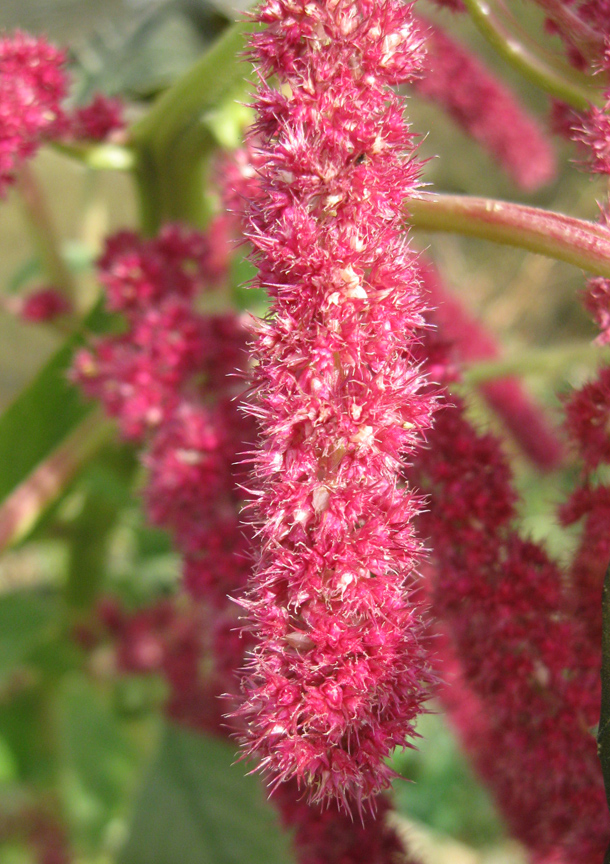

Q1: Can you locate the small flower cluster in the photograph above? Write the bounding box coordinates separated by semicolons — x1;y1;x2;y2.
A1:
585;274;610;342
563;364;610;468
0;31;124;196
73;222;255;696
414;20;556;191
0;32;68;196
69;93;124;143
274;780;411;864
75;226;225;438
237;0;437;810
19;287;72;323
563;43;610;172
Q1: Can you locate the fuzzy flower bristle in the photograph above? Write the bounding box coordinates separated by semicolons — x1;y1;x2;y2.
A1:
236;0;436;809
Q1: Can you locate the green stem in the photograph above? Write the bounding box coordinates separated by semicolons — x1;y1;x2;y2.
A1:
407;193;610;277
461;341;610;385
16;165;78;299
462;0;602;111
129;20;252;156
134;145;165;238
153;122;216;228
129;20;254;231
0;408;114;553
52;141;135;172
531;0;605;63
64;446;135;615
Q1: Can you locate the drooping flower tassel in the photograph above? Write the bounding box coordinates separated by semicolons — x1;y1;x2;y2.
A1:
236;0;437;810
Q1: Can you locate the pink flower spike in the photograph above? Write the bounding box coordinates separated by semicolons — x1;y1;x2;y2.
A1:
414;20;556;191
236;0;437;810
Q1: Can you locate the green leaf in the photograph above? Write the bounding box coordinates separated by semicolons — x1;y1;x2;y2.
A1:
391;713;503;847
120;723;295;864
0;589;58;684
0;302;107;507
56;674;160;852
71;3;228;102
5;257;42;294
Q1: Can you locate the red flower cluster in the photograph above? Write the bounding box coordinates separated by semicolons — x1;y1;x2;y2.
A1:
70;93;124;142
274;780;412;864
236;0;437;809
73;223;255;709
564;364;610;468
20;287;72;322
0;32;68;196
411;397;608;862
74;226;227;438
0;31;124;196
585;275;610;343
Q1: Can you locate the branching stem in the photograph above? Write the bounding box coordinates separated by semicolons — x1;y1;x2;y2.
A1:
462;0;602;110
461;341;610;385
408;193;610;277
16;164;78;299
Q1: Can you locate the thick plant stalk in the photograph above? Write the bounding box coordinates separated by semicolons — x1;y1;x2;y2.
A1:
408;193;610;277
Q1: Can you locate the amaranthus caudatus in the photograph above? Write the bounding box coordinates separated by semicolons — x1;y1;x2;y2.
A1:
233;0;439;810
3;1;610;863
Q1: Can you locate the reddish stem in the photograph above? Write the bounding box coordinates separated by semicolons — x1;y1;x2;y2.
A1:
408;193;610;277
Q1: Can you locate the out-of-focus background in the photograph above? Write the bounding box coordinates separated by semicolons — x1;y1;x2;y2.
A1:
0;2;603;862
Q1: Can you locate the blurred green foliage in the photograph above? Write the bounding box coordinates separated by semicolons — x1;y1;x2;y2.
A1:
0;1;604;862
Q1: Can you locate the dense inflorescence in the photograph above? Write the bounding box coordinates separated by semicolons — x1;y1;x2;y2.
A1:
73;223;256;711
236;0;437;809
410;390;609;862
